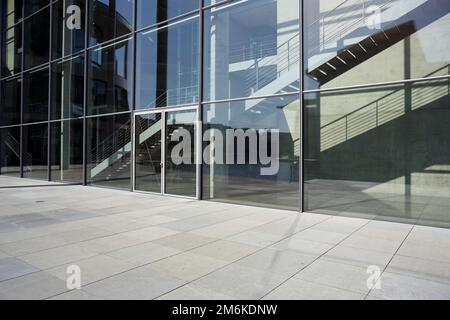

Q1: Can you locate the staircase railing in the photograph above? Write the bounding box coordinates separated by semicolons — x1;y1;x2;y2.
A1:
3;133;32;164
145;85;199;109
320;64;450;151
244;33;300;96
90;119;132;168
229;34;278;64
308;0;398;62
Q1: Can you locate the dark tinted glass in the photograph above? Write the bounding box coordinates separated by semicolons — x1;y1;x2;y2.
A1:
24;7;50;69
24;0;49;16
52;0;86;59
136;15;199;109
0;77;21;126
0;126;21;177
23;123;48;180
23;68;49;123
88;0;133;46
50;119;83;183
87;113;131;189
87;38;132;115
137;0;199;29
51;56;84;120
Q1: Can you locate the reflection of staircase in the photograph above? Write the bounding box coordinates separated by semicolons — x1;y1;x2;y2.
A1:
3;133;31;170
308;0;449;85
146;86;198;109
90;116;162;179
320;64;450;151
90;120;131;178
243;33;300;111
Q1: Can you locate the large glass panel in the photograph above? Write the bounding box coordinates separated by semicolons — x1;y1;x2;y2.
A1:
87;113;131;189
1;0;22;77
304;0;450;90
304;79;450;228
87;38;132;115
203;95;300;210
165;109;196;197
50;119;83;183
52;0;86;59
0;77;21;126
24;0;49;16
23;68;49;123
137;0;199;29
0;126;21;177
23;7;50;69
135;113;162;193
51;56;84;120
88;0;133;46
204;0;300;102
23;123;48;180
136;15;199;110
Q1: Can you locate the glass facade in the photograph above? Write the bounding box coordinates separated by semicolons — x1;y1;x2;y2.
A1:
0;0;449;228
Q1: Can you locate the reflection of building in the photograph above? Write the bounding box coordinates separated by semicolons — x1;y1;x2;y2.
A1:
0;0;450;228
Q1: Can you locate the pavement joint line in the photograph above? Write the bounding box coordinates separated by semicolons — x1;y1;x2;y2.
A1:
363;224;414;300
150;214;336;300
259;219;373;300
0;202;257;257
46;213;331;300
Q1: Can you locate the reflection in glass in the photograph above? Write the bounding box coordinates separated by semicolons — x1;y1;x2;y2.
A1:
23;68;49;123
53;0;86;59
165;109;196;197
136;15;199;109
135;113;162;193
0;127;21;177
204;0;300;101
25;0;49;16
305;80;450;227
87;39;132;115
87;113;131;189
137;0;199;29
1;23;22;77
51;56;84;120
0;77;21;126
88;0;133;46
23;123;49;180
304;0;450;90
50;120;83;183
24;7;50;69
203;95;300;210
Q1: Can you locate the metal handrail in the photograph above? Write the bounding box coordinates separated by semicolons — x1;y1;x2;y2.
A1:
320;64;450;150
321;64;450;130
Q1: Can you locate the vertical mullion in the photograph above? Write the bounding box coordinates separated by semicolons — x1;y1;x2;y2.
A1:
130;0;137;192
299;0;304;213
197;0;204;200
20;2;25;179
47;1;53;182
161;111;166;195
82;0;89;186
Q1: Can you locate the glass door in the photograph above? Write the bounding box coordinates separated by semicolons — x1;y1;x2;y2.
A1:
165;109;197;197
134;108;197;198
134;112;163;194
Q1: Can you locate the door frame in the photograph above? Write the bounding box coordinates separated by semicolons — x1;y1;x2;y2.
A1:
132;105;199;200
